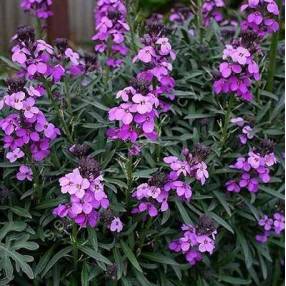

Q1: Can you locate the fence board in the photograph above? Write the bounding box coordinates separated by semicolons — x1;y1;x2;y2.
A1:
0;0;95;53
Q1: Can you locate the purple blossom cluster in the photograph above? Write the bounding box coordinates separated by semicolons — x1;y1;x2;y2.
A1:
225;150;277;193
241;0;280;37
92;0;129;68
213;43;260;101
53;155;110;228
11;26;84;82
202;0;225;26
169;6;193;24
256;212;285;243
107;23;176;143
20;0;53;19
0;78;60;180
132;146;209;217
169;216;217;266
231;117;254;145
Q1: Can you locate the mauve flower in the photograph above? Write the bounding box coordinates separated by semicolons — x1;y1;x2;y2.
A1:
256;233;269;243
259;215;273;231
225;180;240;193
186;250;203;265
156;38;172;55
273;213;285;234
136;46;156;63
16;165;33;181
6;148;25;163
197;235;215;254
194;162;209;185
23;98;39;119
20;0;53;19
109;217;123;233
231;117;245;127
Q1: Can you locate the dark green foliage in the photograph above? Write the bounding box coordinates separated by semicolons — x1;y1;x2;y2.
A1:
0;6;284;286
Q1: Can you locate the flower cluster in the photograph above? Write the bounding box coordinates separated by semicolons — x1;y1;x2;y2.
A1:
11;26;84;82
231;117;254;145
132;145;209;217
256;212;285;243
169;216;217;266
213;43;260;101
225;148;277;193
0;78;60;180
202;0;225;26
107;22;176;143
20;0;53;19
241;0;280;38
169;6;193;24
53;154;110;228
92;0;129;68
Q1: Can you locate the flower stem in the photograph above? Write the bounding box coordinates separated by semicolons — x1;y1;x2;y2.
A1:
44;81;74;144
126;152;133;202
71;223;79;271
220;95;234;150
266;0;282;92
34;18;42;39
266;33;279;92
125;0;138;53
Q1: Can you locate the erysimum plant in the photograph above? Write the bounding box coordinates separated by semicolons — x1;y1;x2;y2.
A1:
0;0;284;285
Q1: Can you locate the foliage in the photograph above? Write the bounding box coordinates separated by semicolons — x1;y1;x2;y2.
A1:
0;1;284;285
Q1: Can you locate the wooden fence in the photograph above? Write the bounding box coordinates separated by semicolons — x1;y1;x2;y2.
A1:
0;0;95;53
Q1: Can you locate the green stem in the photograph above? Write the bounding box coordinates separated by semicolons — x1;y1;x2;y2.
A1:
34;18;42;39
196;0;203;43
220;96;235;149
72;223;79;272
126;153;133;202
44;81;74;143
125;0;137;53
266;31;279;92
266;0;282;92
24;146;42;201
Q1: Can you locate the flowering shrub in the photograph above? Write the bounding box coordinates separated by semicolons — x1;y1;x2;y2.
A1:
0;0;284;285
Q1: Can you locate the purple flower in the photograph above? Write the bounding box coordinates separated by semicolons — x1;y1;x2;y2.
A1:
109;217;123;233
255;233;269;243
20;0;53;19
6;148;25;163
214;44;259;102
169;219;217;266
92;0;129;68
202;0;225;26
185;250;203;265
258;215;273;231
273;213;285;234
197;235;215;254
225;180;241;193
16;165;33;181
54;160;109;228
241;0;280;37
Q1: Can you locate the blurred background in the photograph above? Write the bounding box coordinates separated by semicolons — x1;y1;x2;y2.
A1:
0;0;246;54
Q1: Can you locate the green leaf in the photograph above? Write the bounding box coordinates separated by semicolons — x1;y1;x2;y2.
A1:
81;263;89;286
79;245;112;265
208;212;234;234
212;191;232;216
120;240;143;273
219;276;251;285
41;246;72;277
0;244;34;279
236;230;253;269
175;200;192;224
35;246;55;277
9;207;32;219
142;252;179;266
